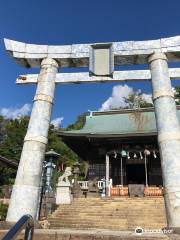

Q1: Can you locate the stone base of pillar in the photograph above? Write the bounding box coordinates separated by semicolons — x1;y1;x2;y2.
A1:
40;192;56;219
0;220;42;230
56;182;72;204
170;228;180;234
6;184;40;222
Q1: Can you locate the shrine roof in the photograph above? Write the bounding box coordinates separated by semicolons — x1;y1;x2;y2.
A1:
59;107;180;138
0;155;18;169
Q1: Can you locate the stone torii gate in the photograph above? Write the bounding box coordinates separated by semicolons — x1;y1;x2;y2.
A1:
4;36;180;229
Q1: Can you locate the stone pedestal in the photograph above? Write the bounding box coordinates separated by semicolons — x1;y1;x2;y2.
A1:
56;182;72;205
87;179;99;198
72;182;83;198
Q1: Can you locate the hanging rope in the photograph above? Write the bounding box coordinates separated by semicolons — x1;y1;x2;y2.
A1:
120;157;123;186
144;154;148;187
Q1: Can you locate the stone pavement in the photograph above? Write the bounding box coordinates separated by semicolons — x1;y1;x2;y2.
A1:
1;228;180;240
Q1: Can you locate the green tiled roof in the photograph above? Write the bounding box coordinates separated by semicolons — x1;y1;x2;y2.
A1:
59;107;180;137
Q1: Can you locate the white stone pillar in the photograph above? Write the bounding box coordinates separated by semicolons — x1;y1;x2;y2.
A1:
149;52;180;228
6;58;58;222
106;154;109;195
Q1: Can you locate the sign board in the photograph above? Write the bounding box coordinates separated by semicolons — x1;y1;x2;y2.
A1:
89;44;114;76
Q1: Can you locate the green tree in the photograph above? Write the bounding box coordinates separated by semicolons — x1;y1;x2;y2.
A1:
0;116;29;185
48;124;78;167
110;92;153;110
124;92;153;109
175;86;180;105
0;115;82;184
0;116;6;144
0;117;29;161
67;113;86;130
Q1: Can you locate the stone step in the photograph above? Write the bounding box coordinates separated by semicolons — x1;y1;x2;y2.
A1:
53;210;165;215
49;223;166;230
57;206;165;209
57;208;165;211
50;218;165;222
55;208;165;211
48;220;166;226
49;217;165;223
56;204;165;208
71;201;164;204
51;214;165;219
70;201;164;205
58;204;165;207
49;224;129;230
51;213;165;217
70;202;164;206
49;220;128;225
73;197;164;200
59;202;164;205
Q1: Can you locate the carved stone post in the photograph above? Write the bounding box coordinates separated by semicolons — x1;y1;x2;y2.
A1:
149;52;180;228
6;58;58;222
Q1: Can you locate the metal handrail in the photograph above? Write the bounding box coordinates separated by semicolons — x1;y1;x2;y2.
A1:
2;214;34;240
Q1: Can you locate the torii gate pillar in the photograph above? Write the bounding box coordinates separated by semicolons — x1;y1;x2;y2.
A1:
149;52;180;228
6;58;58;222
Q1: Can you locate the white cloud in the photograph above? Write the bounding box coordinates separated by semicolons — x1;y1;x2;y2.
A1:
100;85;133;111
0;104;64;127
51;117;64;128
141;93;153;104
99;84;152;111
172;87;176;94
0;104;31;119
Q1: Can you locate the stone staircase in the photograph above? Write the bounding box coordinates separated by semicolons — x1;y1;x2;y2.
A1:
48;197;167;231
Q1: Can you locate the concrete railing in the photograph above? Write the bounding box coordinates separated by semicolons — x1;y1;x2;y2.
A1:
77;181;105;190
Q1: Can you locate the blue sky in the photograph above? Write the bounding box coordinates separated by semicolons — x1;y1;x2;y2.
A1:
0;0;180;127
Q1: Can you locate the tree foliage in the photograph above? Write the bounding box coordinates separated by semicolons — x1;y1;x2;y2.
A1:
174;86;180;105
66;113;86;130
124;92;153;109
0;117;29;161
0;203;8;220
0;115;83;185
48;124;79;167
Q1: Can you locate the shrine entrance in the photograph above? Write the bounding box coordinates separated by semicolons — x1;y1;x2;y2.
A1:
126;164;146;185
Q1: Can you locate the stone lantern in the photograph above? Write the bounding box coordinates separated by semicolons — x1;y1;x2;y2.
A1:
72;161;83;198
44;149;60;193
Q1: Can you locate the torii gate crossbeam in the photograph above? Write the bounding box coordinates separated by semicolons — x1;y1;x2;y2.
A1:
16;68;180;84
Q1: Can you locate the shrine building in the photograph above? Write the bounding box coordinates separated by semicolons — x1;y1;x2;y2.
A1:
59;106;180;196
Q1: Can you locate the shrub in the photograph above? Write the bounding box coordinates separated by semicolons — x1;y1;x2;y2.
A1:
0;203;8;220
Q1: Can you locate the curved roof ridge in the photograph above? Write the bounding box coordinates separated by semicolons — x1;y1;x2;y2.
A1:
59;107;180;137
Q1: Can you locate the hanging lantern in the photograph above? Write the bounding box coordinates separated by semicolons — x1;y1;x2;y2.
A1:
139;151;143;159
121;150;127;157
144;149;151;156
114;151;117;159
